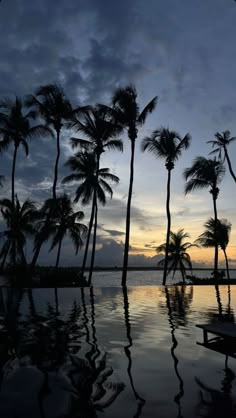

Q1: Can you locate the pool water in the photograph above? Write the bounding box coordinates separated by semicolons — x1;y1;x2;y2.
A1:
1;285;236;417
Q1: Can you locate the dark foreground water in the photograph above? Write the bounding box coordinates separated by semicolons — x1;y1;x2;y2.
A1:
1;285;236;417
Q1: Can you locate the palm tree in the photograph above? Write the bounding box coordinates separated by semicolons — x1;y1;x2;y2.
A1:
104;85;157;285
184;157;225;277
156;229;196;283
142;128;191;285
62;152;119;283
25;84;73;199
0;197;38;270
196;218;232;280
36;194;87;269
208;130;236;183
0;97;51;205
70;104;123;158
69;104;122;275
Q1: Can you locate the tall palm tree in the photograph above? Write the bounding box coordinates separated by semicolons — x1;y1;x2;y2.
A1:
69;104;122;275
196;218;232;280
208;130;236;183
104;85;157;285
62;152;119;283
156;229;196;283
0;197;38;270
142;128;191;285
0;97;51;205
69;104;123;158
25;84;73;199
184;157;225;277
36;194;87;269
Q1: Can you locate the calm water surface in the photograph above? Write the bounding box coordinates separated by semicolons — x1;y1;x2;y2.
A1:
1;285;236;417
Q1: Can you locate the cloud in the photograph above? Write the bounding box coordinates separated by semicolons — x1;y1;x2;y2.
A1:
101;228;125;237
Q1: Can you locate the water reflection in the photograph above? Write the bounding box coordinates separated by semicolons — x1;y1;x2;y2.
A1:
1;286;236;417
122;286;145;417
165;287;185;418
159;285;193;327
0;289;125;418
195;356;236;418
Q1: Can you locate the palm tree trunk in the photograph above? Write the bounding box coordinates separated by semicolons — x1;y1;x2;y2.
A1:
180;264;186;284
1;243;10;272
53;129;60;200
122;139;135;286
12;145;18;205
163;169;172;285
55;236;63;269
20;248;27;266
224;147;236;183
30;209;55;273
212;196;218;277
80;192;96;278
223;248;230;280
88;198;97;285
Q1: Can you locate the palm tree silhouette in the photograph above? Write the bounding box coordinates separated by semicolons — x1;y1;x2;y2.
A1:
196;218;232;280
208;130;236;183
0;197;38;271
184;157;225;277
0;97;51;205
156;229;196;283
142;128;191;285
69;105;122;281
36;194;87;269
69;104;123;157
104;85;157;285
25;84;73;199
63;152;119;284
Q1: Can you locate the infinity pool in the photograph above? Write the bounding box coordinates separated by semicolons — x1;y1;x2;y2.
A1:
1;285;236;417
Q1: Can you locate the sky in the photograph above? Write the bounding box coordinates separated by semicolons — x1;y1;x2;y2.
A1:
0;0;236;268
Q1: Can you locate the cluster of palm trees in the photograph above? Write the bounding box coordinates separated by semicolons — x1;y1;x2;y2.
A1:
0;83;235;285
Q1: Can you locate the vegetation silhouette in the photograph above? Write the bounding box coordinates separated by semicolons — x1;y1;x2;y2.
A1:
63;151;119;284
37;194;87;270
68;105;122;281
25;84;73;199
142;128;191;285
156;229;196;284
184;157;225;278
0;197;38;274
196;218;232;280
0;82;235;284
0;97;52;205
102;85;157;286
208;130;236;184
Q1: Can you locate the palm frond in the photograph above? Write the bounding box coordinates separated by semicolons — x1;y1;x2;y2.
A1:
138;96;158;125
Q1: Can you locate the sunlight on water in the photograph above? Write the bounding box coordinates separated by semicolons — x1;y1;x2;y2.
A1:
1;285;236;417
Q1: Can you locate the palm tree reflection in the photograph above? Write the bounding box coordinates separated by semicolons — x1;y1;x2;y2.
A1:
165;287;185;418
195;356;236;417
122;286;145;417
0;289;125;417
